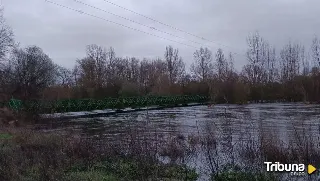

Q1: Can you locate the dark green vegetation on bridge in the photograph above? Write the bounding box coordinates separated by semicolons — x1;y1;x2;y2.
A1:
1;95;209;114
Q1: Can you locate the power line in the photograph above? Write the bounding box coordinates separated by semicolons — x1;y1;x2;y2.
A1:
45;0;247;59
72;0;247;58
71;0;206;47
44;0;198;49
99;0;240;52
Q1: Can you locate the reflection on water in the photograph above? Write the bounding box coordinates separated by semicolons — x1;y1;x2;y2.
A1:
38;103;320;144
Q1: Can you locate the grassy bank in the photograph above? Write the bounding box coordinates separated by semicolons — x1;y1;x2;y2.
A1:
0;129;199;181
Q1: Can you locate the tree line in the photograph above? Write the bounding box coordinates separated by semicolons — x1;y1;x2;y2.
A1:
0;10;319;104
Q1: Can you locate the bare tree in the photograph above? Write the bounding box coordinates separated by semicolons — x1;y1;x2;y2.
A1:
215;48;227;81
86;44;107;87
151;58;170;94
106;47;117;84
222;52;236;82
120;57;140;82
151;58;167;84
55;65;73;86
191;47;213;81
8;46;56;99
243;32;269;84
137;58;173;94
301;49;310;76
76;44;110;89
72;65;80;86
77;57;96;88
174;56;186;84
164;46;185;85
0;8;15;96
265;47;278;82
128;57;140;82
228;53;234;74
280;42;303;81
0;9;14;63
311;36;320;68
139;59;151;93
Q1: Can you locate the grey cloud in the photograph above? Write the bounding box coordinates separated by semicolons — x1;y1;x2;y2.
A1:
1;0;320;70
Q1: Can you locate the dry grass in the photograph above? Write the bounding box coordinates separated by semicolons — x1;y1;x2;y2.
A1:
0;126;199;181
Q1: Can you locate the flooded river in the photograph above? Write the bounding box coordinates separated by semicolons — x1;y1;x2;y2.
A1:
39;103;320;143
37;103;320;180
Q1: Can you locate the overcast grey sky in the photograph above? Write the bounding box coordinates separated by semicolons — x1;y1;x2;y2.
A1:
1;0;319;70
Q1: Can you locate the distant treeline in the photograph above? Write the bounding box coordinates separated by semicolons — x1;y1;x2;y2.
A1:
0;9;319;104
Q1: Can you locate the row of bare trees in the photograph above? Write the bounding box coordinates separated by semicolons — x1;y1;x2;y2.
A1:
37;35;320;103
0;8;319;104
241;32;320;102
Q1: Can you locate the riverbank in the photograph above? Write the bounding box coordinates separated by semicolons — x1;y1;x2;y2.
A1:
0;128;199;181
0;127;279;181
